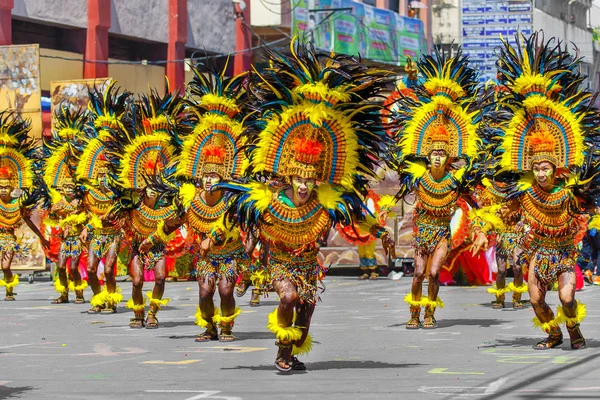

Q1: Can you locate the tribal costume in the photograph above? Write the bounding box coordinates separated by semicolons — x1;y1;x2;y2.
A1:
77;82;130;313
336;190;396;280
487;32;600;350
104;83;183;329
170;63;251;342
385;47;489;329
476;179;527;309
0;112;48;301
222;39;394;372
43;106;88;304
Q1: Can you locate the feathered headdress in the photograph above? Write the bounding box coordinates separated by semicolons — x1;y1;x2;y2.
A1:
0;112;35;190
175;61;247;181
43;106;86;203
243;37;391;190
387;47;482;161
77;82;132;184
104;82;181;190
87;80;131;135
494;32;595;171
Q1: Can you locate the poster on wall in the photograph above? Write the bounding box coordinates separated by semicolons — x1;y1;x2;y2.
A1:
49;78;112;129
0;44;42;138
291;0;424;66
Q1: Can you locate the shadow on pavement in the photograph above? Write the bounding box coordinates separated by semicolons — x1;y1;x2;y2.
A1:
0;386;36;400
388;318;505;328
479;336;600;350
222;360;424;371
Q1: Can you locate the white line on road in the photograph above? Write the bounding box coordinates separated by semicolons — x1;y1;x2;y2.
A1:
484;378;508;394
145;390;241;400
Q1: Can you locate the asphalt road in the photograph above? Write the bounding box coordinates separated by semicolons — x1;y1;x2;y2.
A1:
1;276;599;400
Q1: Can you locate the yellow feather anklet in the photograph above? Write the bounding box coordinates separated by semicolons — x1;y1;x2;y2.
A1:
0;274;20;289
213;307;242;326
292;333;313;356
90;288;108;307
106;287;123;304
487;285;511;295
422;296;445;309
267;308;302;342
54;279;68;295
68;281;89;292
146;291;170;309
195;306;214;328
126;298;146;312
556;301;586;326
508;282;528;294
404;293;427;307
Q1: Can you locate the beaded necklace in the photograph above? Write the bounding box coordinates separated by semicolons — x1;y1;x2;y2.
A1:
520;184;572;237
0;197;21;228
415;172;459;216
262;189;330;246
131;203;176;235
187;192;227;235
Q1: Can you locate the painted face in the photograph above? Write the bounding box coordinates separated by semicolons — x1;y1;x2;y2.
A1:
429;150;448;170
61;184;76;198
532;161;555;189
0;183;12;199
201;173;221;191
145;187;157;199
291;175;316;205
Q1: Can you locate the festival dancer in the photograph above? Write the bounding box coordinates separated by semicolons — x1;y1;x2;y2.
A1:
222;40;395;372
488;32;600;350
77;83;131;313
105;86;184;329
162;64;252;342
477;179;527;309
384;48;489;330
0;112;49;300
43;106;89;304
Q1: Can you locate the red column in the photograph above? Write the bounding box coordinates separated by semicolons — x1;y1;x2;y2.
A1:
84;0;110;79
167;0;187;90
0;0;13;46
233;0;252;76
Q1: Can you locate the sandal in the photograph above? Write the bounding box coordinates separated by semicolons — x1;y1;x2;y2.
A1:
250;289;260;307
101;304;117;313
129;318;145;329
358;273;369;280
74;297;85;304
219;330;235;342
51;296;69;304
406;306;421;329
195;329;218;342
512;300;524;309
145;312;159;329
422;306;437;329
369;272;379;281
235;281;250;297
492;301;505;309
567;323;586;350
4;295;15;301
533;334;563;350
290;356;306;371
274;340;293;372
88;305;103;314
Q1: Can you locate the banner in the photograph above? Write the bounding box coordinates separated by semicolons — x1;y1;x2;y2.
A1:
291;0;424;66
0;44;42;138
50;78;112;129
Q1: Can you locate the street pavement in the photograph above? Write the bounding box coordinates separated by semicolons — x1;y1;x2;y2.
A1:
1;275;599;400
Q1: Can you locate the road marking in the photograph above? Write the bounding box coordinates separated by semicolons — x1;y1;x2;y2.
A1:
175;346;267;354
0;342;56;349
428;368;484;375
484;378;508;394
146;390;241;400
143;360;201;365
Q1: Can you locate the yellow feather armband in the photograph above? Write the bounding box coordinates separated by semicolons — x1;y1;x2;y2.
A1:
43;217;61;229
87;214;103;230
179;183;196;210
0;274;19;289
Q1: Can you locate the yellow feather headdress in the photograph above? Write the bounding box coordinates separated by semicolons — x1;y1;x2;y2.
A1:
0;112;35;190
495;32;591;171
245;37;391;190
389;47;482;161
175;62;247;181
